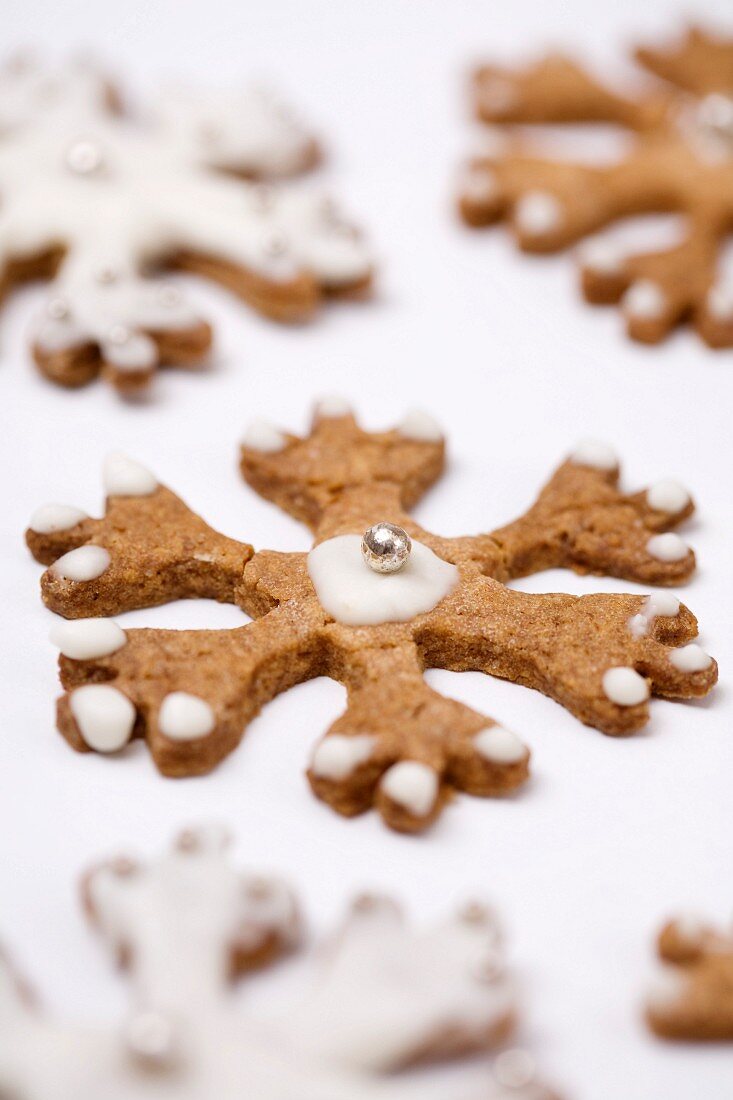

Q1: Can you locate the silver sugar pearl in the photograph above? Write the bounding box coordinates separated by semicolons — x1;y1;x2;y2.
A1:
361;522;412;574
125;1010;177;1070
47;297;70;321
65;138;104;176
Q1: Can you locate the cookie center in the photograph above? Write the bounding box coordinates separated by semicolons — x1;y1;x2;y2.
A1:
307;534;459;626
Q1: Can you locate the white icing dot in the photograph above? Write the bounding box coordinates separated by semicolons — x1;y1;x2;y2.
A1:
473;725;527;765
460;166;499;204
669;644;713;673
672;913;708;943
28;503;88;534
315;394;352;418
49;618;126;660
602;667;650;707
494;1048;536;1089
479;76;517;115
578;237;625;276
397;410;443;443
310;734;376;780
514;190;563;237
647;965;688;1012
646;479;690;513
379;761;439;817
158;692;215;740
307;534;459;627
69;684;135;752
570;438;619;470
707;283;733;322
646;533;690;563
646;592;681;618
125;1010;177;1067
51;544;110;581
242;419;287;453
103;451;158;497
101;331;157;372
623;279;666;320
628;613;649;638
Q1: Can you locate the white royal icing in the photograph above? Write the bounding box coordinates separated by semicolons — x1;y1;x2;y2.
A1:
69;683;136;752
578;237;625;276
514;190;563;237
669;644;713;673
460;165;499;204
628;591;681;637
396;410;443;443
242;419;287;453
307;535;458;627
646;965;689;1012
51;544;110;581
49;618;126;660
646;533;689;563
622;280;666;320
0;59;371;371
602;667;650;707
158;692;215;740
707;282;733;322
478;76;518;115
646;479;690;513
29;503;88;533
379;761;439;817
103;451;158;496
315;394;352;418
310;734;376;781
569;439;619;470
671;913;708;944
474;725;527;765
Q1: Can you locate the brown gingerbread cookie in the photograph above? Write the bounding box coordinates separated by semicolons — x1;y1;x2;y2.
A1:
0;826;559;1099
458;26;733;347
646;913;733;1040
0;56;372;394
26;403;717;832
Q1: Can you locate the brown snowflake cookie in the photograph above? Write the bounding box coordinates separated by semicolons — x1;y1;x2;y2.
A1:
458;26;733;347
0;825;560;1098
0;56;372;394
26;403;717;832
646;913;733;1040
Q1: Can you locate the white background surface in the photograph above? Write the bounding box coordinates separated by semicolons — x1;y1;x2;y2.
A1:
1;1;732;1097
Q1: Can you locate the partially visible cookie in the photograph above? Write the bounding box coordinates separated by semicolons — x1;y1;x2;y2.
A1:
646;913;733;1040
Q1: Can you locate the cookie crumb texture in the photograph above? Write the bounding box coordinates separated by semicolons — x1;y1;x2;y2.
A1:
0;828;560;1099
459;26;733;348
0;56;373;395
646;914;733;1041
26;407;716;832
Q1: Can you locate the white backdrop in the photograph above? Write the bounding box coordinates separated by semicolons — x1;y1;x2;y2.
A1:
1;1;732;1097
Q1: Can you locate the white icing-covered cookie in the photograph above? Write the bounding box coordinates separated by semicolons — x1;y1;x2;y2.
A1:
307;534;458;626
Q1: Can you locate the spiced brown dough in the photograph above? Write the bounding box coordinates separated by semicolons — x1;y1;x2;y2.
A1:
646;915;733;1041
27;407;717;832
459;26;733;348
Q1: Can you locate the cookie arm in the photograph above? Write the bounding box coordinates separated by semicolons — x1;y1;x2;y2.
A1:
646;916;733;1040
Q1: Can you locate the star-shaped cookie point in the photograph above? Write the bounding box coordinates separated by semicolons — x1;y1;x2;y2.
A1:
458;25;733;348
646;912;733;1040
0;827;559;1100
0;55;373;394
26;404;717;833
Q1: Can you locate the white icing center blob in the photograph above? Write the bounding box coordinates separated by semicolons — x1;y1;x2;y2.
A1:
307;535;459;626
397;409;443;443
103;451;158;496
569;438;618;471
50;617;126;660
514;190;563;236
379;761;438;817
623;279;666;320
669;644;713;673
29;502;88;533
474;726;527;765
646;479;690;513
51;544;110;581
646;533;689;563
242;419;287;453
602;667;650;707
315;394;351;418
310;734;376;780
158;692;215;740
70;683;136;752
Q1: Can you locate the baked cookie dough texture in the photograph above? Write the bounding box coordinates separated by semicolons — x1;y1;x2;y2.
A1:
26;403;716;833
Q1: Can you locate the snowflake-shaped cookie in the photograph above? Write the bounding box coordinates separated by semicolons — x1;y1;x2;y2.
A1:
0;55;372;393
0;827;558;1099
458;26;733;347
26;403;717;832
646;912;733;1040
